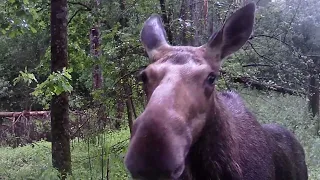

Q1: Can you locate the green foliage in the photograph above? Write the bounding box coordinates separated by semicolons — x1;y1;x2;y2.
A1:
13;67;38;86
0;0;44;36
32;68;73;109
11;66;74;109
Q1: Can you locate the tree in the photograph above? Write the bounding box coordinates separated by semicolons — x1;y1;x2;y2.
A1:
50;0;71;177
286;0;320;134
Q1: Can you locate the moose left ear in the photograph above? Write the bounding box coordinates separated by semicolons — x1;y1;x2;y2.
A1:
141;14;170;61
205;3;256;62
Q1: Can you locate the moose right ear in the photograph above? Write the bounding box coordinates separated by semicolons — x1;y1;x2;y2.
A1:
141;14;169;61
203;3;256;66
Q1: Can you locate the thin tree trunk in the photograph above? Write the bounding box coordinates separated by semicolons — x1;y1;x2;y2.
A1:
307;57;320;136
179;0;190;45
308;58;320;136
159;0;173;44
91;28;102;89
91;0;102;90
308;75;319;118
114;0;132;131
126;99;133;134
123;79;134;133
90;0;107;130
130;97;137;118
50;0;71;177
115;97;125;128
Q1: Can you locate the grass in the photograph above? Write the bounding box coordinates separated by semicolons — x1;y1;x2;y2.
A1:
0;89;319;180
0;129;130;180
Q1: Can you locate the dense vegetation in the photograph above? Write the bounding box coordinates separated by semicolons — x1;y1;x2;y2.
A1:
1;90;319;179
0;0;319;179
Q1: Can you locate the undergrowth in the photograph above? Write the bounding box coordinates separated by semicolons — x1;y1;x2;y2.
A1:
0;128;130;180
0;89;319;180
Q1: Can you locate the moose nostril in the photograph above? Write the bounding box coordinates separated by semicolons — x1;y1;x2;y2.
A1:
171;164;185;179
125;161;185;179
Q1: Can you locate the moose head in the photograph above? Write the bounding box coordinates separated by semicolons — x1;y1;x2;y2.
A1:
124;3;256;180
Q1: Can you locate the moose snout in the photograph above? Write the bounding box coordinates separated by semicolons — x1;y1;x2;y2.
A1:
124;111;191;179
125;160;185;180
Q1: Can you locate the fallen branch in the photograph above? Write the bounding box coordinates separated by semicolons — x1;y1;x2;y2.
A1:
0;111;50;118
230;76;305;96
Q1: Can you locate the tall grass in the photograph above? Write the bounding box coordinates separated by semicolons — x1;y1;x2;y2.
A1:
0;90;319;180
0;128;130;180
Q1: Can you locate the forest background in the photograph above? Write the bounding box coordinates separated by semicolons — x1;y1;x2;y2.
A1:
0;0;319;179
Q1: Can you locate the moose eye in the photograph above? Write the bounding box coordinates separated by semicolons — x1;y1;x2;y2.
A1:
139;71;148;84
206;73;216;85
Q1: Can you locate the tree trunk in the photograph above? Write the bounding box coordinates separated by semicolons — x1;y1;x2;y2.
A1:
307;57;320;136
91;28;103;89
179;0;191;45
50;0;71;177
308;74;319;118
90;0;108;130
130;97;137;118
126;97;133;134
178;0;208;46
115;97;125;129
113;0;132;131
123;78;134;133
159;0;173;44
91;1;102;90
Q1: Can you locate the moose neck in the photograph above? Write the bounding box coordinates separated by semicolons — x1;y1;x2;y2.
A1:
184;92;242;180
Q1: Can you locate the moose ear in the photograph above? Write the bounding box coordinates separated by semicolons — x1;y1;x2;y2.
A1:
141;14;169;61
205;3;255;63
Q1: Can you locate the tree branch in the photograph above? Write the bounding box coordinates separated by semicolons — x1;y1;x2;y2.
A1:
251;34;294;50
67;1;92;11
242;63;272;68
68;8;88;25
247;41;277;64
220;70;305;96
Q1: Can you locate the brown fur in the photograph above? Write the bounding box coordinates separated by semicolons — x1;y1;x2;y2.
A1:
124;3;308;180
262;124;308;180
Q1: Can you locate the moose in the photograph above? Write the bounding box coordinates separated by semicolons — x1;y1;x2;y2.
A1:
124;3;308;180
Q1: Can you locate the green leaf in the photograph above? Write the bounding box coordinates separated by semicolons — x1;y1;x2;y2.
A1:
63;72;72;80
16;10;26;17
0;23;10;30
61;82;72;93
30;26;37;33
54;86;64;95
9;31;16;38
27;73;38;82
